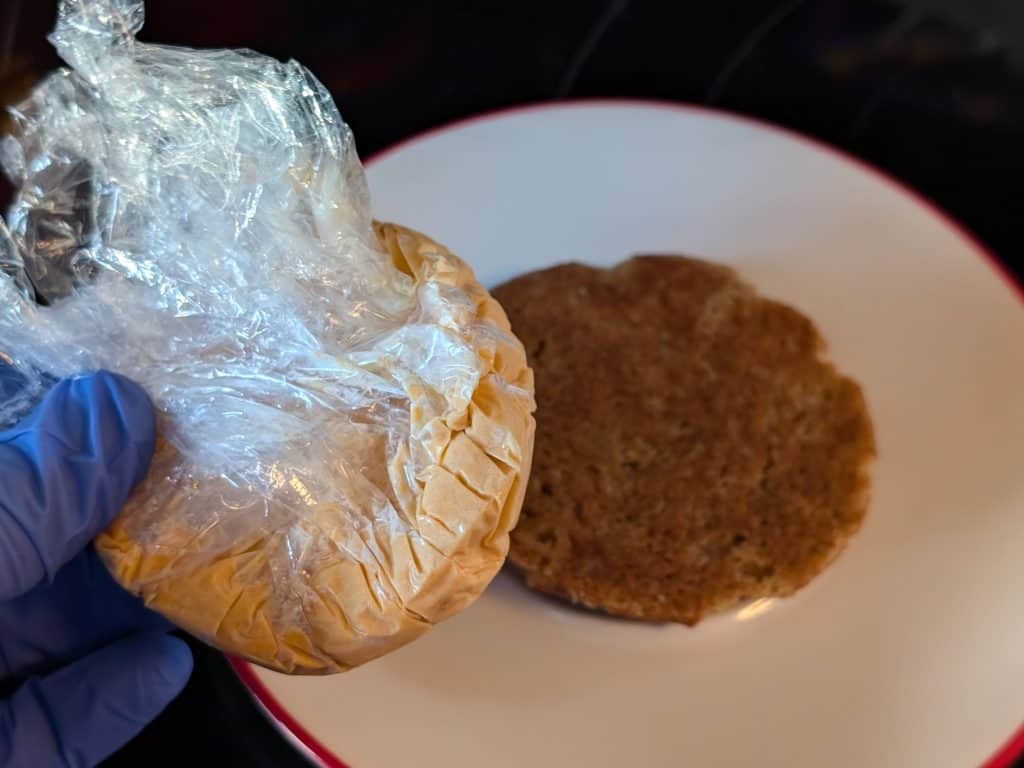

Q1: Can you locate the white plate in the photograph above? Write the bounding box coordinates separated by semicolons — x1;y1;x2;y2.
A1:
234;102;1024;768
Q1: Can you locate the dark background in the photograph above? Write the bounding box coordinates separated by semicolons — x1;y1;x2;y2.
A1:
1;1;1021;766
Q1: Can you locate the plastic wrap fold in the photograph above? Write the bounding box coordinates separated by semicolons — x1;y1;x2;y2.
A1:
0;0;535;673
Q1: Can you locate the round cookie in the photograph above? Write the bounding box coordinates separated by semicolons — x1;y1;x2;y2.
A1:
493;256;874;624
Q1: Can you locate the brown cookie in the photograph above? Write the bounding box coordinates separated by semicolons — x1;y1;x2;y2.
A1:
493;256;875;624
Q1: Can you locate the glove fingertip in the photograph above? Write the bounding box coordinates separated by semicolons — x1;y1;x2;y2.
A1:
0;371;156;598
76;370;157;489
1;633;194;768
150;634;193;693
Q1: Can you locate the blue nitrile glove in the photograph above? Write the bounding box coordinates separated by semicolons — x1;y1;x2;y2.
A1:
0;371;193;768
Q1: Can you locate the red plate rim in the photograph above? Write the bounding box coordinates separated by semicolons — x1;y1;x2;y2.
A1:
230;97;1024;768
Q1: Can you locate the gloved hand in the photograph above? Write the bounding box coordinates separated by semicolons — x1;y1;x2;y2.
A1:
0;370;193;768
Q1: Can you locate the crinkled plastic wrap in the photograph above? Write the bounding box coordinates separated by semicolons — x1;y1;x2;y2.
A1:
0;0;535;673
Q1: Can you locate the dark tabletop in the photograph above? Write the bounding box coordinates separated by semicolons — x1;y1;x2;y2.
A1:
1;1;1021;766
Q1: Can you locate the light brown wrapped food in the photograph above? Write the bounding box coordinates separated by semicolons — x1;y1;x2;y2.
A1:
0;0;535;675
96;223;535;674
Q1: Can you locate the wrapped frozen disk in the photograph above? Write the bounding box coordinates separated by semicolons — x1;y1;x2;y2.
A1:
0;0;535;673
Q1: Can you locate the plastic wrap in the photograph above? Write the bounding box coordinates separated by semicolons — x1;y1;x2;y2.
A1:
0;0;535;673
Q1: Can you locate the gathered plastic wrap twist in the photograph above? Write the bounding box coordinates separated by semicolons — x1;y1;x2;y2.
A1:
0;0;535;673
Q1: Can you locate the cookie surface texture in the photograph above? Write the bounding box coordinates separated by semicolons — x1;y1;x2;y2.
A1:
493;256;874;624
